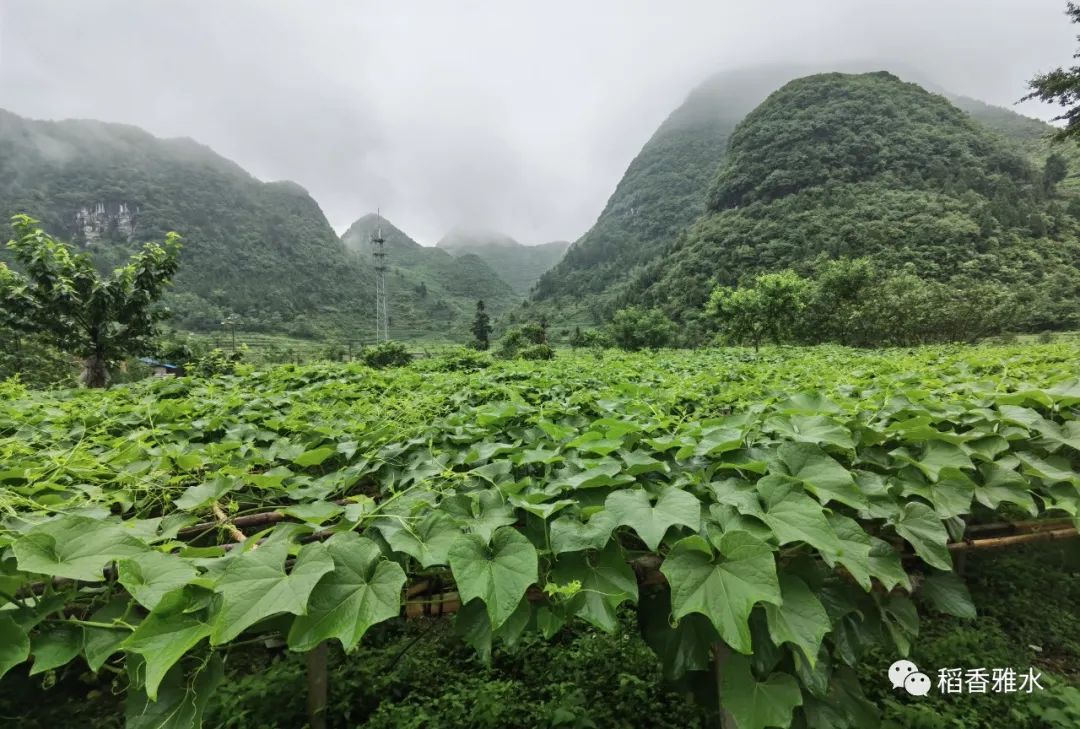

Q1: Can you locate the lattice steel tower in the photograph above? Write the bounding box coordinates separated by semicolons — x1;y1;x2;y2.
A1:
372;213;390;342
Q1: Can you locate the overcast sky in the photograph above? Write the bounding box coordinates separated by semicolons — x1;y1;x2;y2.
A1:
0;1;1076;245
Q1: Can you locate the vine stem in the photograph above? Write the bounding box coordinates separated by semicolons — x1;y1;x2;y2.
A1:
212;501;248;545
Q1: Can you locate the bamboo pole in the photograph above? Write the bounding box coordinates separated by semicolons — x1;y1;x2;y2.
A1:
947;527;1078;552
964;518;1075;536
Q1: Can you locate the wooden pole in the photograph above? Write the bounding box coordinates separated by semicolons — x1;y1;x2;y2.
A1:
306;642;329;729
947;527;1078;552
713;643;736;729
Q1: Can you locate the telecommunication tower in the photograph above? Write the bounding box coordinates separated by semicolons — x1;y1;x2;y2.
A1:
372;212;390;342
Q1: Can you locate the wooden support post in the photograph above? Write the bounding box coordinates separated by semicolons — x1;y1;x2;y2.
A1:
713;643;737;729
307;642;329;729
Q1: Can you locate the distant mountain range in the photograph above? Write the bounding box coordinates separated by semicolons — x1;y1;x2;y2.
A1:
436;229;569;296
0;110;549;340
4;62;1078;341
340;214;519;330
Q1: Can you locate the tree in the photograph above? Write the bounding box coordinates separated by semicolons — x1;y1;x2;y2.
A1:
607;306;676;351
1044;153;1069;193
1025;3;1080;141
569;326;585;348
471;300;492;350
706;271;810;350
495;322;547;359
0;215;181;387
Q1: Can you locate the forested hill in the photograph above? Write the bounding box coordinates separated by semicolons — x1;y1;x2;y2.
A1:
948;93;1080;192
529;65;1080;324
436;229;569;295
531;68;799;316
628;72;1080;328
0;108;373;335
341;214;519;332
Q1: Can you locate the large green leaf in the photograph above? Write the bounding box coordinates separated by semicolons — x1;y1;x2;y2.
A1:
287;533;405;652
771;443;866;509
83;598;136;671
825;514;908;592
549;509;617;553
900;467;975;518
173;475;235;512
14;516;148;581
375;511;462;568
29;624;82;675
0;613;29;680
720;652;803;729
211;540;334;643
441;490;517;544
660;532;781;654
756;476;844;557
550;541;637;632
121;587;215;701
605;487;701;551
764;414;854;450
448;527;538;630
118;551;199;610
764;573;830;666
975;463;1037;514
893;502;951;571
919;572;976;619
637;588;719;681
454;598;493;664
125;654;224;729
892;442;974;481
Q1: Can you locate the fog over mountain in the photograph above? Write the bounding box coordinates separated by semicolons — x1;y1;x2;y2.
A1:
0;1;1073;245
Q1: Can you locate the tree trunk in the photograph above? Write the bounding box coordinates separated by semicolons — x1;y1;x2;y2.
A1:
79;354;109;388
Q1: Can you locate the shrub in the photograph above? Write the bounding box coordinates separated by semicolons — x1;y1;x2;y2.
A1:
569;326;612;349
188;348;244;377
417;347;492;373
607;306;676;351
518;343;555;361
496;324;549;359
363;341;413;368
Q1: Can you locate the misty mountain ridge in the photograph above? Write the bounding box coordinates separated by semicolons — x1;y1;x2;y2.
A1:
3;62;1076;339
0;110;510;340
623;71;1080;329
531;64;1080;326
341;213;519;328
0;107;379;337
438;228;570;295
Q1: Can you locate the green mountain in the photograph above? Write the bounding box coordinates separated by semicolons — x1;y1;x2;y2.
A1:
948;94;1080;192
628;72;1080;329
341;215;519;336
532;66;815;319
436;229;568;295
531;65;1080;325
0;108;373;336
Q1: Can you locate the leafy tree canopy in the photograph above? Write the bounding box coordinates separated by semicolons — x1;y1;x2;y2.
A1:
1024;2;1080;142
0;214;180;386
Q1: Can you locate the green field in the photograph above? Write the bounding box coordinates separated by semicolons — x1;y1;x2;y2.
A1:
1;342;1079;728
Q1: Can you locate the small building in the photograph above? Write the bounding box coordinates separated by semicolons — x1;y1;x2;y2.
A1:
139;357;183;377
